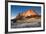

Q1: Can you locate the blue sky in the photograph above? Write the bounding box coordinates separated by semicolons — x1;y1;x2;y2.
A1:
11;5;41;17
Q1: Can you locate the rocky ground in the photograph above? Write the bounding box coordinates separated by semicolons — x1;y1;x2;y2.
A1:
11;17;41;28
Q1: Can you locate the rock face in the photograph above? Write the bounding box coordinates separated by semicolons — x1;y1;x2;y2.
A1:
19;9;38;17
11;9;41;23
15;9;40;20
11;9;41;28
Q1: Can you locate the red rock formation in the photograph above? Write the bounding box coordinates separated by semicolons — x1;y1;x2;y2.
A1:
20;9;38;17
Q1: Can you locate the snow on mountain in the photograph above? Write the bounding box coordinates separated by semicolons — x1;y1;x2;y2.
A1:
11;16;16;19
